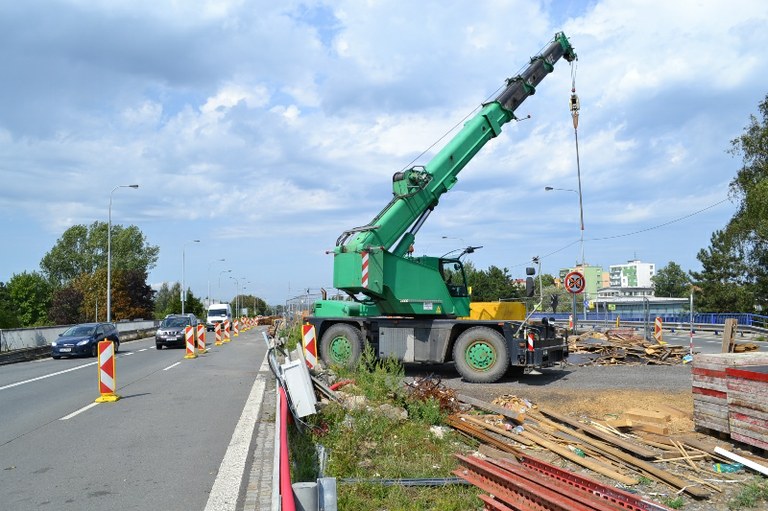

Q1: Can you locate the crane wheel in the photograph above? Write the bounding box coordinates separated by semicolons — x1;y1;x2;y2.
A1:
452;327;509;383
320;323;364;369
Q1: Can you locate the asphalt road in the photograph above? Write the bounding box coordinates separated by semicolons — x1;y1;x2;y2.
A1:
0;327;269;511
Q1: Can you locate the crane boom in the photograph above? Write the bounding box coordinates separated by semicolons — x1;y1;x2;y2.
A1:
320;32;576;318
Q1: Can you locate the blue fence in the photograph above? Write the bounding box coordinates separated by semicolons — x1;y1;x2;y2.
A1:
531;311;768;328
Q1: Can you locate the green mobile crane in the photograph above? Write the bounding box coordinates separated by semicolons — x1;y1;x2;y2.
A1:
308;33;576;383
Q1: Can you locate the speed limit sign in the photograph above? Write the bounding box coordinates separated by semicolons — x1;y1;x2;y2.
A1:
564;271;585;294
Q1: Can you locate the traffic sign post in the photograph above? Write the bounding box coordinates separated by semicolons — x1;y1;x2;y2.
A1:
564;271;585;335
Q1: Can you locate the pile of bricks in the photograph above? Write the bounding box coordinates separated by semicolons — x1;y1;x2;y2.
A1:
692;353;768;449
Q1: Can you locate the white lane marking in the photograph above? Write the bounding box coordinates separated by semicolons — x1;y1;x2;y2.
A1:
60;402;100;420
138;348;148;352
123;352;135;356
0;362;96;392
163;362;181;371
204;351;268;511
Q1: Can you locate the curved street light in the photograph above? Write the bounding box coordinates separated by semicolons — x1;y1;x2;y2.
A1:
207;258;225;306
107;184;139;322
181;240;200;314
218;269;232;304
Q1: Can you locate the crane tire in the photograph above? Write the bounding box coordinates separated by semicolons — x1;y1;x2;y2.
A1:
320;323;364;369
452;327;509;383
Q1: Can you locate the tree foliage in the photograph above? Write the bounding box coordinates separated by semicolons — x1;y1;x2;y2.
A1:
692;93;768;312
464;261;524;302
40;221;159;286
0;282;20;328
230;294;269;316
153;282;204;319
690;230;755;313
652;262;691;298
7;271;52;327
48;286;86;325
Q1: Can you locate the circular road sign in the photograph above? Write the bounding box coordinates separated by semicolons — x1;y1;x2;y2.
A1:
564;271;585;294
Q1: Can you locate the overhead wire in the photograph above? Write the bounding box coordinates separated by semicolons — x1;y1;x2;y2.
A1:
504;197;732;270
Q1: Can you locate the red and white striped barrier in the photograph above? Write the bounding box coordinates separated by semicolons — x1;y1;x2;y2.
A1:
184;325;197;359
197;323;207;354
302;324;317;370
361;251;369;288
95;340;120;402
527;331;535;352
223;320;231;343
215;322;223;346
654;317;665;344
234;319;240;337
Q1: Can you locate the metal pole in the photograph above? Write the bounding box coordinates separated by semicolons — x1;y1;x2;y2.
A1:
207;258;224;308
689;291;694;355
107;184;138;322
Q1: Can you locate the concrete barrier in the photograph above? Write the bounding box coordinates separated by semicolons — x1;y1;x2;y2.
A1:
0;320;158;365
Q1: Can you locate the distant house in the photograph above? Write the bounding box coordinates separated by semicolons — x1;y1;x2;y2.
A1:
593;286;688;318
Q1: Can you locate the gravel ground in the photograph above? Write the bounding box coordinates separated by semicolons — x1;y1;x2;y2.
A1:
403;361;764;511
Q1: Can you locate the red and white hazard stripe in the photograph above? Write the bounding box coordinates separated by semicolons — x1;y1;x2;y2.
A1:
527;331;535;352
98;341;116;395
361;251;369;288
184;325;197;358
196;323;206;352
302;324;317;369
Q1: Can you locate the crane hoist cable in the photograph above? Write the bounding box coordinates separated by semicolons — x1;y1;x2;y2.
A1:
569;61;585;266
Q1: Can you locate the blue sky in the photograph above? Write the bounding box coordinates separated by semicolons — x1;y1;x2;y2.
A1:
1;0;765;305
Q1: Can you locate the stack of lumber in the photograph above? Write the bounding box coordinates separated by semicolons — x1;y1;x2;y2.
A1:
451;393;715;499
725;364;768;450
601;405;688;436
692;353;768;448
569;329;689;365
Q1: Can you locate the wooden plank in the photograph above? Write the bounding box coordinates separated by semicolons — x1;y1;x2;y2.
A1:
721;318;738;353
624;408;670;425
457;393;526;424
532;410;709;498
538;407;657;459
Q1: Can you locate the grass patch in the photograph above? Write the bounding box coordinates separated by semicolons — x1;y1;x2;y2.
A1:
663;496;685;509
289;346;480;510
728;477;768;510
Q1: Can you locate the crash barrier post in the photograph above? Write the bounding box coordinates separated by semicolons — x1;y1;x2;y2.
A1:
184;325;197;359
95;340;120;402
223;320;231;343
215;322;223;346
302;324;317;370
654;317;665;344
196;323;207;354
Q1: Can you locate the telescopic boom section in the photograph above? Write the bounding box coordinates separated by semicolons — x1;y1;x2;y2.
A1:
335;32;576;256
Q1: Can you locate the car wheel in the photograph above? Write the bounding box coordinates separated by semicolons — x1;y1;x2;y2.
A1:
156;343;163;350
114;340;119;353
52;355;61;360
91;343;98;358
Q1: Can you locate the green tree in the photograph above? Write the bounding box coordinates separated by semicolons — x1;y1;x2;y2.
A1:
153;282;175;319
8;271;52;326
41;221;159;286
690;230;754;312
652;262;691;298
723;93;768;309
112;269;154;320
153;282;204;318
0;282;20;328
465;262;523;302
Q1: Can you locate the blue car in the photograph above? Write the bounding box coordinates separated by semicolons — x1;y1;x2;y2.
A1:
51;322;120;359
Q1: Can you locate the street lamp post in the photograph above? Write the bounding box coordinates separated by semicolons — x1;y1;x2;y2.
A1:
107;184;139;322
230;276;240;316
181;240;200;314
545;185;586;330
218;269;232;304
207;258;225;307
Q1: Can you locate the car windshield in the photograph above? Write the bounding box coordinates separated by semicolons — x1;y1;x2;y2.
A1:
209;309;227;316
63;325;96;337
161;317;188;328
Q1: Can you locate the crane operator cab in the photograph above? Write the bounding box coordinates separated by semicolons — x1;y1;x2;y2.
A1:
440;258;469;298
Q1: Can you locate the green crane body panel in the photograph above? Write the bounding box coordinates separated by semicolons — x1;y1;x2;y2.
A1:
315;32;576;319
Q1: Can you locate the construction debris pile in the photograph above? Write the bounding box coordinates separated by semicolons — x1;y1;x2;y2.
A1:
568;329;691;365
439;386;768;509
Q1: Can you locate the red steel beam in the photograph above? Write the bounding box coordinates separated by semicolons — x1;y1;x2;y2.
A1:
455;454;625;511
